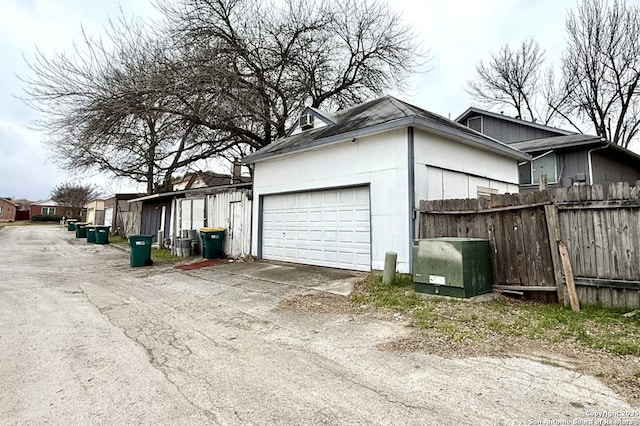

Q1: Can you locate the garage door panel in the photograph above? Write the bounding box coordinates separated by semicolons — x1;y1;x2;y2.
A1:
262;187;371;271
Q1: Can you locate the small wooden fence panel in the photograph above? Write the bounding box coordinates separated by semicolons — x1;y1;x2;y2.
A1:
555;182;640;308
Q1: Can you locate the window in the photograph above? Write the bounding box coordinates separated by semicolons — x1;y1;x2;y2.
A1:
467;116;482;132
518;151;557;185
41;207;56;215
532;153;557;184
518;162;532;185
0;206;3;216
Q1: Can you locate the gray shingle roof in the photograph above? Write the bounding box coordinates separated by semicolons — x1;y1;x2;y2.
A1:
511;134;604;152
243;96;529;163
455;107;575;136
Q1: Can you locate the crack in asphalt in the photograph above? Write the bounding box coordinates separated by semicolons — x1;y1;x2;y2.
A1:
81;288;222;425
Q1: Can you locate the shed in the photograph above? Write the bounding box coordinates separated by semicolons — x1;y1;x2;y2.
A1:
128;183;252;257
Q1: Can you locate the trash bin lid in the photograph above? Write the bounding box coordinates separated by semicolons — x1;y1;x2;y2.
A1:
200;227;225;232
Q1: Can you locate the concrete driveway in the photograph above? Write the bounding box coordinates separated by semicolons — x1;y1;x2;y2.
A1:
210;261;365;296
0;225;634;425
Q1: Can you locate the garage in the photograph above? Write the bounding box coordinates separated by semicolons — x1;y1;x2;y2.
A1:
261;186;371;271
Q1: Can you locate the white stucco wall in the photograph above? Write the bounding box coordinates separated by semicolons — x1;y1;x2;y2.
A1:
413;128;520;206
251;125;522;274
252;129;412;272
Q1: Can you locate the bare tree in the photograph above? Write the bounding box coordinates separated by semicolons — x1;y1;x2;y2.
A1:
51;182;101;218
468;0;640;147
24;0;424;193
557;0;640;148
466;40;546;122
159;0;424;148
24;16;237;194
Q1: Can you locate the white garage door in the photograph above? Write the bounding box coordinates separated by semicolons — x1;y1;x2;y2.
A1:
262;187;371;271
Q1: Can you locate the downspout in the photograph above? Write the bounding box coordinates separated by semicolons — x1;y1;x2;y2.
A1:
587;140;608;185
408;127;415;274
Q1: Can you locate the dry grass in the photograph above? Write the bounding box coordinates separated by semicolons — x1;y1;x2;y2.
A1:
277;274;640;405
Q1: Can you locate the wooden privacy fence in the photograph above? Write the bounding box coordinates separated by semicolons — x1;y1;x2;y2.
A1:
418;181;640;308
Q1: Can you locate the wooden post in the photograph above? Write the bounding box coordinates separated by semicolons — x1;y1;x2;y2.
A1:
558;241;580;312
544;202;565;304
538;173;548;191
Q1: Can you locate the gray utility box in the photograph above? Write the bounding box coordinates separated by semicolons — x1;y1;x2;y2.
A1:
413;238;493;298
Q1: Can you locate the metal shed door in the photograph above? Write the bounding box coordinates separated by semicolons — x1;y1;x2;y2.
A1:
180;198;206;233
103;207;113;227
262;187;371;271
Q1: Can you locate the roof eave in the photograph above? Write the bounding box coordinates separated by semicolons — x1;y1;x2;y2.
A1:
128;182;252;203
244;116;530;164
513;137;605;152
244;117;416;164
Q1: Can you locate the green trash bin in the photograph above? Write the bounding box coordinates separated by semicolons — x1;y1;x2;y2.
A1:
66;219;78;231
200;227;226;259
75;223;88;238
95;226;110;244
128;235;154;267
86;226;97;243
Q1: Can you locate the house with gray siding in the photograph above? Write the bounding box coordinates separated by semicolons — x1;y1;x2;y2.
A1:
456;107;640;191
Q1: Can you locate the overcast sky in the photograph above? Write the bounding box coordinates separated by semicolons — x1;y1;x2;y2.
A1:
0;0;629;201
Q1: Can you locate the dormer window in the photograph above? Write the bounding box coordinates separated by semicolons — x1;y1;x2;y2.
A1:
299;113;314;130
467;116;482;132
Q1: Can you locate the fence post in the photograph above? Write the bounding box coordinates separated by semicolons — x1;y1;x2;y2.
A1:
544;202;566;304
538;173;548;191
559;241;580;312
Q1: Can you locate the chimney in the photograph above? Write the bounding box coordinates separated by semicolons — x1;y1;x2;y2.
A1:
232;161;242;183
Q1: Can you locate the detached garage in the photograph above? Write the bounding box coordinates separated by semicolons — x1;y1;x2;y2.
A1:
244;96;529;273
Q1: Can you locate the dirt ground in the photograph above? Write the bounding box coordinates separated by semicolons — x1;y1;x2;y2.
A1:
276;291;640;407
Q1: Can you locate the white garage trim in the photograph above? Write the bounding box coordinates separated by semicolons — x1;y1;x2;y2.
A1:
260;186;371;271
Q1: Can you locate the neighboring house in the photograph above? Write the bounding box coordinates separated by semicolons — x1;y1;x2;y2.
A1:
0;198;18;222
456;107;640;190
172;169;250;191
128;183;252;256
84;199;105;224
103;193;145;235
12;199;32;220
243;96;529;274
30;200;60;217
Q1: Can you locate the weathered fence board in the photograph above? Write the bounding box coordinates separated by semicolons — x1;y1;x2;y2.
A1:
419;182;640;308
420;193;557;293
